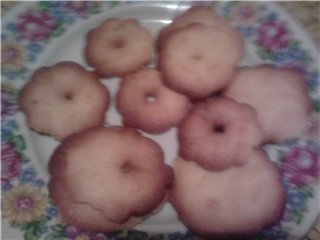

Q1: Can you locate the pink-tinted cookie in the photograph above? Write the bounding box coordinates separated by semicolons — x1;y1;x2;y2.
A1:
20;62;109;139
85;18;153;77
179;97;263;171
170;150;286;238
158;23;243;99
117;68;191;133
49;126;173;232
223;65;313;142
157;6;242;51
157;6;220;50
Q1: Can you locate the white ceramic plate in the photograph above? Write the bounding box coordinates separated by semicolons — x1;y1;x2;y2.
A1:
1;2;319;240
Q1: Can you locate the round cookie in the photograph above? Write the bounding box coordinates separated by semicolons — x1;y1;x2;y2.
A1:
158;23;243;99
157;6;220;50
157;6;242;51
223;65;312;142
178;97;264;171
85;18;153;77
49;126;173;232
116;68;191;133
170;150;286;238
20;62;109;139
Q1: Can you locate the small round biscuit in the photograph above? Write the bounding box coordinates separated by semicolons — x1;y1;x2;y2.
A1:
85;18;153;77
158;23;243;99
171;150;286;238
117;68;191;133
178;97;264;171
20;62;110;139
49;126;173;232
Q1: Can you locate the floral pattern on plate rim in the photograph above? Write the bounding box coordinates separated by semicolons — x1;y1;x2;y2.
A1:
1;1;319;240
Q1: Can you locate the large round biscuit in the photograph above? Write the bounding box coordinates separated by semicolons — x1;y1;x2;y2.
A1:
20;62;109;139
49;126;173;232
171;150;286;238
223;65;312;142
159;24;243;99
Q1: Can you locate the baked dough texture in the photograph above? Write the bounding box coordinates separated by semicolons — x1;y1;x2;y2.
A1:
159;23;243;99
20;62;110;139
49;126;173;232
117;68;190;133
85;18;153;77
170;151;286;238
223;65;312;142
179;97;264;171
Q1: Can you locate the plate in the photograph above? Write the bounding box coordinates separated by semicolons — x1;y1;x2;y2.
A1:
1;1;319;240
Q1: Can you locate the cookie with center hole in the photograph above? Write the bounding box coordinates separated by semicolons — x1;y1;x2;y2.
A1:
85;18;153;77
49;126;173;232
20;61;110;139
117;68;191;133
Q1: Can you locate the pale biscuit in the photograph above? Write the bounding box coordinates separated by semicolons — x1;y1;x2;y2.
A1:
85;18;153;77
20;62;109;139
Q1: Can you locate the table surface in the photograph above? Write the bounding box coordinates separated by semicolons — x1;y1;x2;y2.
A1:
1;1;319;240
